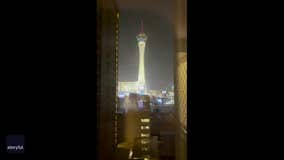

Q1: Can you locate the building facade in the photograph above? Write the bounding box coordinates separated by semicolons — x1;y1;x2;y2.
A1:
96;0;119;159
173;0;187;160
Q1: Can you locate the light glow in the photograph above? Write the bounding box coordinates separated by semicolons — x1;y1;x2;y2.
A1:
141;126;150;130
141;139;150;144
141;119;150;123
141;133;150;137
141;147;148;151
128;148;133;159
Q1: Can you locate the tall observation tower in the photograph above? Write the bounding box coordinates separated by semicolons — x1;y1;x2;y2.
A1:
136;20;147;95
118;20;148;95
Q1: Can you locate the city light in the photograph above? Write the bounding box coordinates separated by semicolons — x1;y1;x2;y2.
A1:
128;148;133;159
138;100;144;108
141;139;150;144
141;133;150;137
141;118;150;123
118;94;125;98
141;126;150;130
141;147;148;151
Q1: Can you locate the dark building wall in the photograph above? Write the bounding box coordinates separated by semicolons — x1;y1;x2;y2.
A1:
173;0;187;160
97;0;119;159
117;113;125;144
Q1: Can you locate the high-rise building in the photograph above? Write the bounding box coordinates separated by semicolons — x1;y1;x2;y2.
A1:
118;21;148;95
136;21;147;95
173;0;187;160
132;95;152;159
96;0;119;159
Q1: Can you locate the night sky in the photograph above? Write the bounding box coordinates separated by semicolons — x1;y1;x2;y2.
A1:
118;9;174;90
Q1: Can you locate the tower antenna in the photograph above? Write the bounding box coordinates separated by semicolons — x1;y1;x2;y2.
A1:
141;19;144;33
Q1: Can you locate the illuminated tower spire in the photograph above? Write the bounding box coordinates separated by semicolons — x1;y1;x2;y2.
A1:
136;20;147;95
141;19;144;33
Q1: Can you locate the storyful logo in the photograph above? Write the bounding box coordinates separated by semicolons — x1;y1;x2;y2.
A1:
6;135;25;153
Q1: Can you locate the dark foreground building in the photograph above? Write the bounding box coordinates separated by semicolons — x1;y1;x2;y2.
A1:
96;0;119;159
173;0;187;159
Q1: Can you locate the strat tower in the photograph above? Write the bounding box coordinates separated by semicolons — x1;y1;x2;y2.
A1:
136;20;147;94
119;20;148;95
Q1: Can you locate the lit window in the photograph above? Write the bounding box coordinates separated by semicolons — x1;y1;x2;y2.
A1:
141;119;150;123
141;133;150;137
141;126;150;130
141;139;150;144
141;147;148;151
128;149;133;159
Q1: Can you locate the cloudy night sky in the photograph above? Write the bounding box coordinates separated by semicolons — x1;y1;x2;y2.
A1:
117;0;175;90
